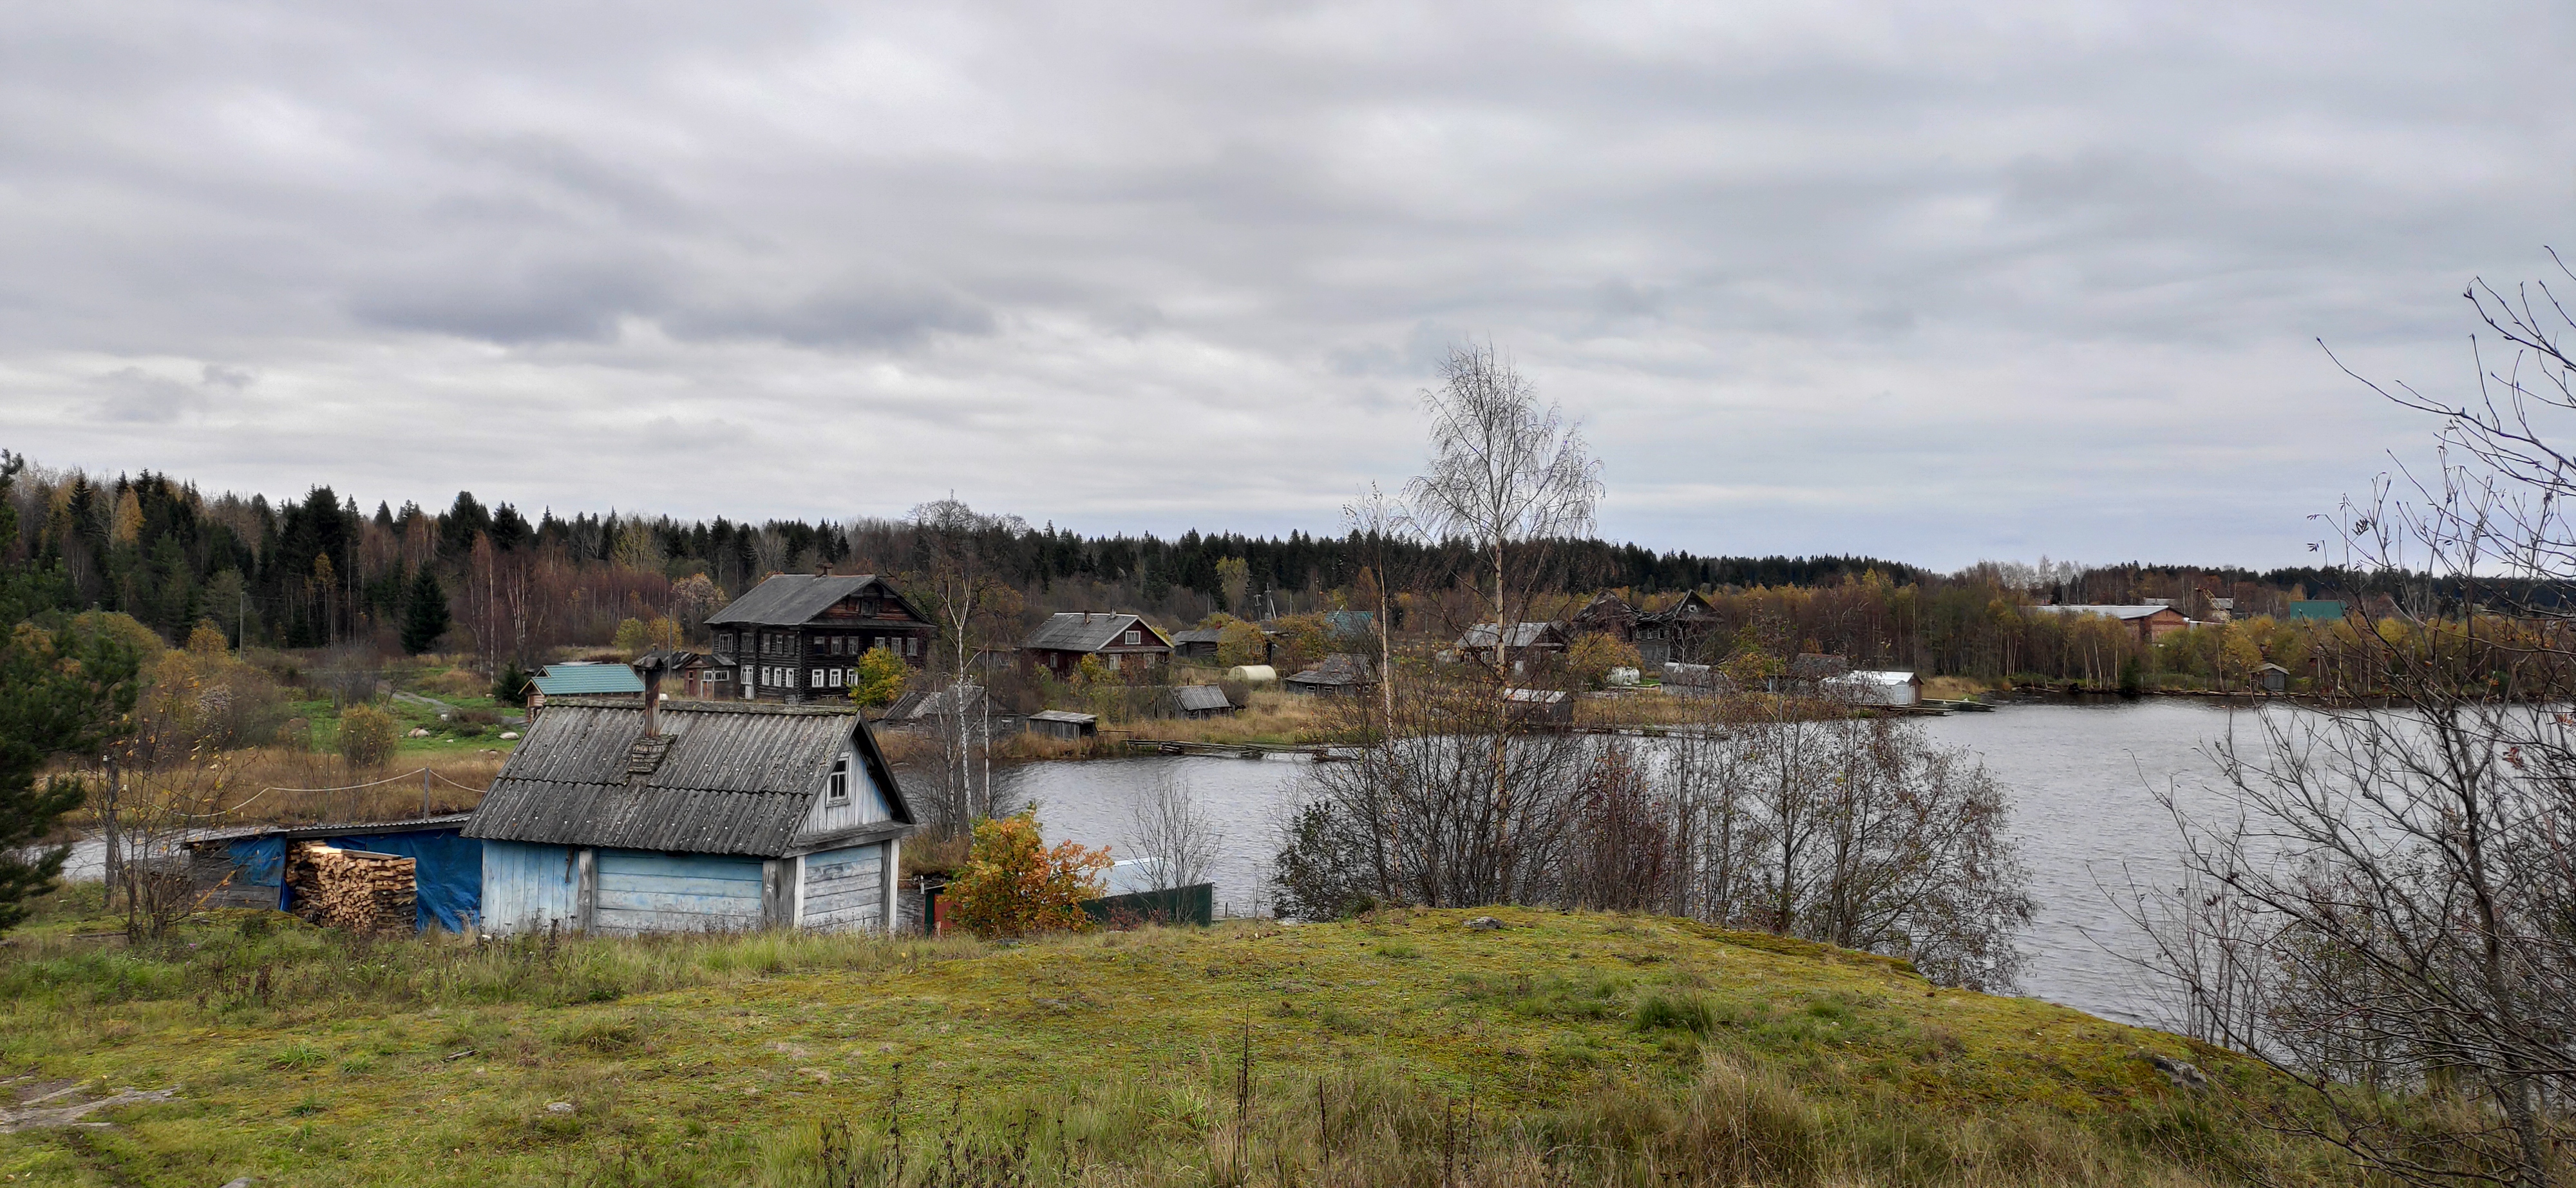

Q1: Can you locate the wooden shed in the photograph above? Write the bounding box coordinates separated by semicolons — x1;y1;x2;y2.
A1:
1027;709;1099;740
1162;685;1238;718
463;695;913;936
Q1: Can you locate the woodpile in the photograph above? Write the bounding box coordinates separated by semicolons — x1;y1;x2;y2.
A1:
285;841;416;934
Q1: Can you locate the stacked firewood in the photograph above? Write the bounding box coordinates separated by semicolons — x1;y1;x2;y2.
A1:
287;842;417;934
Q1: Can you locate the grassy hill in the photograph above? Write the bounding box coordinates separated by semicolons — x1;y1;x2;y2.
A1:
1;898;2351;1187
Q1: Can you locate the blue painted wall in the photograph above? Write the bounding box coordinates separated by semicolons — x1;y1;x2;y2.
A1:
593;850;764;935
481;839;579;936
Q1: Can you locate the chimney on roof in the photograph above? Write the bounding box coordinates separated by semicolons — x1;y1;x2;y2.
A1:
815;560;833;576
634;652;668;736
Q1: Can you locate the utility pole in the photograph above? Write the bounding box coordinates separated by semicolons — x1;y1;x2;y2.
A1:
99;752;121;903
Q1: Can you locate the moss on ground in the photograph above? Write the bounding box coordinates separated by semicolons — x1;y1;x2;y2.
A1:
2;907;2343;1187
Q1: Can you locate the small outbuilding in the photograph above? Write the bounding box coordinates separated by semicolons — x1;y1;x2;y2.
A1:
1283;653;1378;696
1162;685;1238;719
1170;628;1226;661
1823;670;1922;707
1027;709;1099;740
186;814;482;933
527;662;647;714
2259;662;2290;693
464;688;913;936
1502;687;1574;727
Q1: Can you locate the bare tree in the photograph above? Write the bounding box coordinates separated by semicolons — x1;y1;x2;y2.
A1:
904;498;1028;831
1127;771;1222;892
2130;253;2576;1187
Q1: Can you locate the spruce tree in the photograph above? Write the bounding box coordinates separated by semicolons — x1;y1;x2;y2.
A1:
401;568;451;655
0;620;140;932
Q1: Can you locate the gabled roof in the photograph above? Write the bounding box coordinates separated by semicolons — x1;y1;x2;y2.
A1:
1571;592;1635;623
1457;622;1567;649
530;662;645;696
1171;628;1227;646
1169;685;1234;713
464;699;910;857
706;574;920;628
1640;591;1715;625
1024;612;1170;653
1284;653;1377;688
884;685;986;721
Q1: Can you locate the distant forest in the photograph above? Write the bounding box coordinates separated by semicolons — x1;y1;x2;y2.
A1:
0;454;2434;674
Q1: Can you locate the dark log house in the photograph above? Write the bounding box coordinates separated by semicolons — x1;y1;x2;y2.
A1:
706;573;934;704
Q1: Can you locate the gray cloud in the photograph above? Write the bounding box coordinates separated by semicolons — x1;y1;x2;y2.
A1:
0;0;2567;566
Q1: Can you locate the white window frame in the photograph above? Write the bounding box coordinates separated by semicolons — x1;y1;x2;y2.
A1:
827;755;850;805
1124;629;1141;646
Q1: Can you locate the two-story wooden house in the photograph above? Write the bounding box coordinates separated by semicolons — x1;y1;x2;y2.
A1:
706;573;934;704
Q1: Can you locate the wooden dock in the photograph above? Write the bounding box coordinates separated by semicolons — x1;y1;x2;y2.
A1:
1119;738;1345;761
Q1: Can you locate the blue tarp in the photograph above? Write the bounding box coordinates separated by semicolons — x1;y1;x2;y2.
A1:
226;836;288;910
321;830;483;933
232;828;482;933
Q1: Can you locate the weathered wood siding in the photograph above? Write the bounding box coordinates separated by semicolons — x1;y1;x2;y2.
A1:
591;849;765;935
482;839;579;936
797;841;889;931
795;745;893;836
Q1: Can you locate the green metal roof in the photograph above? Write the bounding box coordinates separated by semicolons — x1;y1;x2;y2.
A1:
2286;600;2347;622
530;662;645;696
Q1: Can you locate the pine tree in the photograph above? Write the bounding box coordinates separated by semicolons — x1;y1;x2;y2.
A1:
400;568;451;655
0;620;140;932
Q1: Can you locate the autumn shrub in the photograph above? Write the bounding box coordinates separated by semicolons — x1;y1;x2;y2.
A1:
846;647;909;709
947;812;1111;939
336;704;401;770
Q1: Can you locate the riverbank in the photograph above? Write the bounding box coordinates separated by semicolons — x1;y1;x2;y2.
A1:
3;894;2355;1187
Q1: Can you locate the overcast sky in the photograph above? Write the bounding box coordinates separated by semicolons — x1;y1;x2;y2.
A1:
3;2;2567;570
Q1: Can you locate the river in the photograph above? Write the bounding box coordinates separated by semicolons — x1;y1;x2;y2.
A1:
996;698;2296;1030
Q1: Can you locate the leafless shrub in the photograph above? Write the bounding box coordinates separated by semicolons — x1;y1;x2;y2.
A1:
1126;771;1221;892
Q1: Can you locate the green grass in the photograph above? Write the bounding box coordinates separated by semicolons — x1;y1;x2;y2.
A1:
0;901;2382;1187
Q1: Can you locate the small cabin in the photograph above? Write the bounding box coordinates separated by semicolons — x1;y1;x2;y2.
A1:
1021;613;1172;677
1283;653;1378;696
1824;670;1922;707
1170;628;1226;661
1027;709;1099;740
464;693;913;935
1161;685;1238;719
2259;662;2290;693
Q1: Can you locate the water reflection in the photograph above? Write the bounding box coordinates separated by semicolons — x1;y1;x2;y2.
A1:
992;699;2296;1028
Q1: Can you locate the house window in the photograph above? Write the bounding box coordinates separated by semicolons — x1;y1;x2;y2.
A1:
811;667;824;687
1124;630;1141;646
710;670;729;684
906;637;918;656
828;756;849;804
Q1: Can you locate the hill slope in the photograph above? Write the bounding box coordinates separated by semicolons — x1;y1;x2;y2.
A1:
2;905;2333;1186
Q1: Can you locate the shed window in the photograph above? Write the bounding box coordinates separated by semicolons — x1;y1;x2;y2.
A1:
828;756;849;804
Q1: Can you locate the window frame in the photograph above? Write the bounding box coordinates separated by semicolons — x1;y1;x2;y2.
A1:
827;755;850;805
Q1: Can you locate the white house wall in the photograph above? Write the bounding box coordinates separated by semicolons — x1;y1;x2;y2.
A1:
796;743;893;836
796;840;895;932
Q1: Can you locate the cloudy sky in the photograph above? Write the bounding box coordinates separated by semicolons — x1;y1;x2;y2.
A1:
3;2;2567;569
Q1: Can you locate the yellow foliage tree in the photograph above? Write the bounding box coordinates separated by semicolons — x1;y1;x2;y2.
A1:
1565;633;1644;690
337;704;401;770
846;646;909;709
947;812;1111;938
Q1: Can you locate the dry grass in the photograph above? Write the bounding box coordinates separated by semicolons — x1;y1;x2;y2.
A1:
1924;675;2004;701
59;746;504;829
1110;688;1327;745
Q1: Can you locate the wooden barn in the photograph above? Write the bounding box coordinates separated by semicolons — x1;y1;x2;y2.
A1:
707;573;934;704
1283;653;1377;696
1635;591;1718;665
1021;613;1171;677
464;688;913;936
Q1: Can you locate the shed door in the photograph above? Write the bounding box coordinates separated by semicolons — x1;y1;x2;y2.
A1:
591;850;764;935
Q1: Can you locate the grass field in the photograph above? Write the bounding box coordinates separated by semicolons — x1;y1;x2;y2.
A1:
1;893;2363;1187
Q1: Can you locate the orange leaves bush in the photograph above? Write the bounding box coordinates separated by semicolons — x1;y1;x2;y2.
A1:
948;812;1112;939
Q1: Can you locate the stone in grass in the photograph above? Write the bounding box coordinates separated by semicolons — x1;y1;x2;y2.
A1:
500;731;520;740
1465;916;1504;931
2145;1053;2209;1091
546;1102;576;1115
407;728;432;738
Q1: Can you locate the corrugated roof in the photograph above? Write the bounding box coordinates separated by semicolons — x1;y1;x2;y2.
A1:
464;699;910;856
1284;654;1376;687
706;573;914;627
1029;710;1097;724
1457;622;1564;649
1169;685;1233;712
2026;604;2183;621
1024;613;1170;653
885;685;985;721
531;663;645;696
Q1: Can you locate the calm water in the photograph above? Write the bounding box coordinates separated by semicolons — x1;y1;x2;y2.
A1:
996;699;2293;1029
